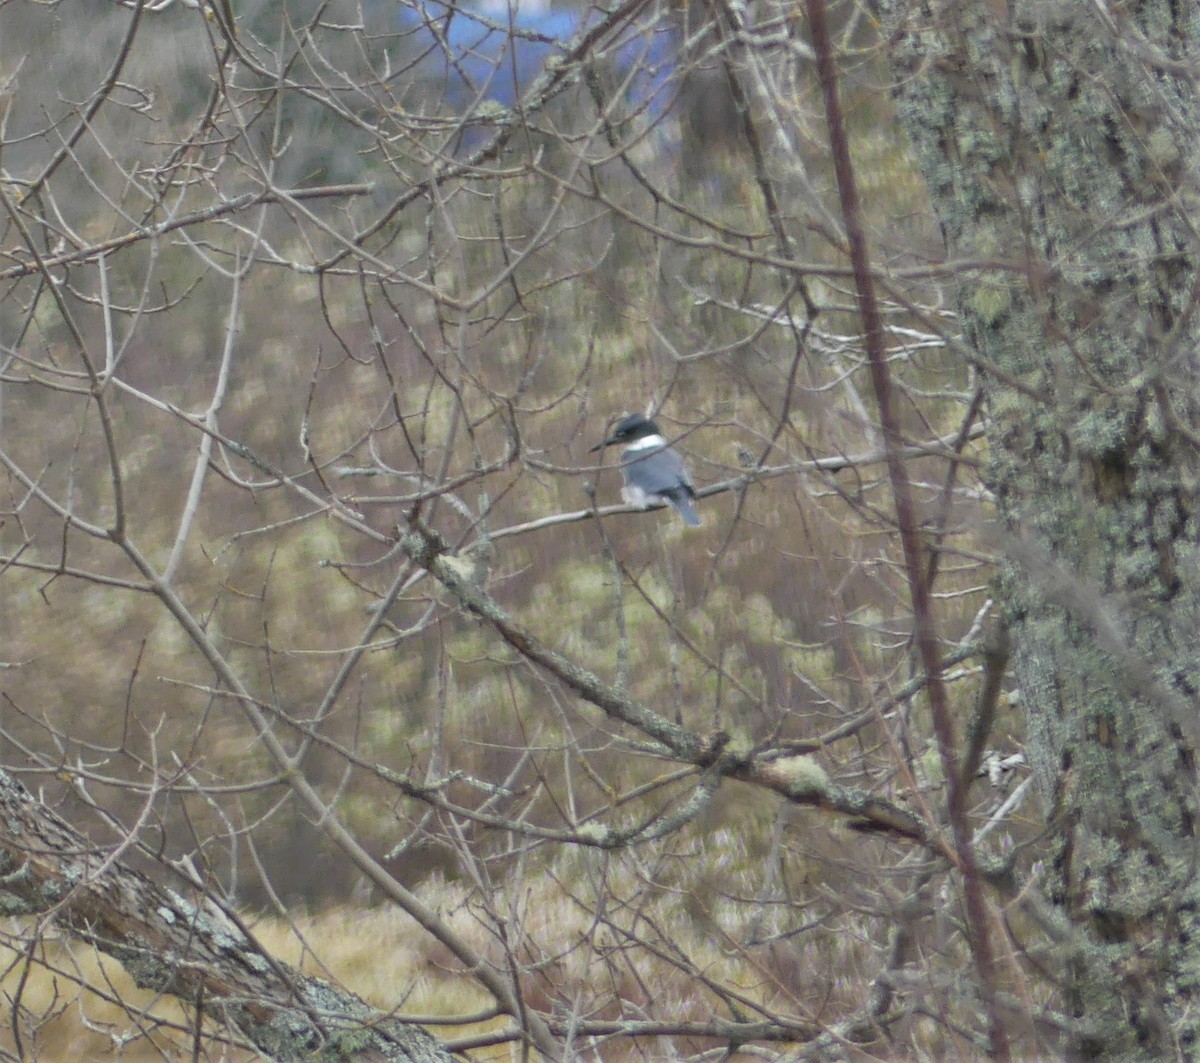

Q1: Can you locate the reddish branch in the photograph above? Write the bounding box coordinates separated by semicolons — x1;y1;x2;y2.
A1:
803;1;1011;1058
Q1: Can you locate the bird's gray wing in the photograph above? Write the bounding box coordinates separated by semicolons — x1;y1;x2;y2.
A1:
621;445;694;495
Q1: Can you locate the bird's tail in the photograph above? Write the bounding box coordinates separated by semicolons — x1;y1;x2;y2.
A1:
673;494;702;527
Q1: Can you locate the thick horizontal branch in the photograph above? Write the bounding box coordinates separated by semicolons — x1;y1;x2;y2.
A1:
0;769;449;1063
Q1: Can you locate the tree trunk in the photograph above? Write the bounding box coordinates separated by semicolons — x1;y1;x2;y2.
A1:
881;2;1200;1058
0;769;449;1063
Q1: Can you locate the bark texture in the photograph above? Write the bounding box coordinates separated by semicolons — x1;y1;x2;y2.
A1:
880;2;1200;1058
0;769;450;1063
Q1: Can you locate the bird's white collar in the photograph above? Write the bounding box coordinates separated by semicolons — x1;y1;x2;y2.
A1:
624;433;667;451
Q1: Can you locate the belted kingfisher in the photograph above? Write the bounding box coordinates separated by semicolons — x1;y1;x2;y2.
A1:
590;413;701;526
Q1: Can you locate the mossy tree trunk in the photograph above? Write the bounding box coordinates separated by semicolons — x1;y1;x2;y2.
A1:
881;2;1200;1058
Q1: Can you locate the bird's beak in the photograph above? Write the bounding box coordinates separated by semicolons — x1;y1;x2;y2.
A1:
589;436;613;453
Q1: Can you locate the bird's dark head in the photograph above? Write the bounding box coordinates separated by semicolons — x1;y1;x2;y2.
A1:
589;412;661;452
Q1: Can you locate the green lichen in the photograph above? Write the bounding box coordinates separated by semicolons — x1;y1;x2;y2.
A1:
969;282;1012;327
772;755;829;799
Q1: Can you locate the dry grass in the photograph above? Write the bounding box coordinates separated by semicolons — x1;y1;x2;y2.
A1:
0;902;476;1062
0;845;888;1061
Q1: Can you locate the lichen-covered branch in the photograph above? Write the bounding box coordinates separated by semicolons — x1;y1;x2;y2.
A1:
0;769;449;1063
402;522;940;850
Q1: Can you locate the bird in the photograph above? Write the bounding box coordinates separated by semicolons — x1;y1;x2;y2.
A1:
589;413;701;526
